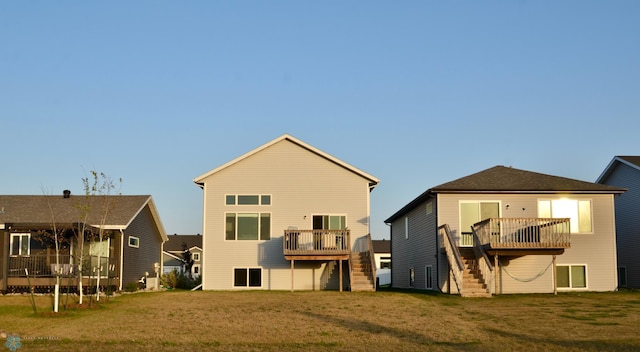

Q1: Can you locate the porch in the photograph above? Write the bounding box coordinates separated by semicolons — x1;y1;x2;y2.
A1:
440;217;571;297
471;217;571;256
1;254;118;292
283;229;376;292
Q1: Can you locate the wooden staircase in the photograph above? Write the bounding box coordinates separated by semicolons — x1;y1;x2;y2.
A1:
459;248;491;298
350;252;376;292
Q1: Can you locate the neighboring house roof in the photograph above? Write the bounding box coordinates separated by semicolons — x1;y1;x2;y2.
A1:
0;193;168;241
163;234;202;252
193;134;380;189
385;165;626;223
596;156;640;183
372;240;390;254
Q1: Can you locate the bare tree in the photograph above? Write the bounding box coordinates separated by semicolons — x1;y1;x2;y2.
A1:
76;170;122;304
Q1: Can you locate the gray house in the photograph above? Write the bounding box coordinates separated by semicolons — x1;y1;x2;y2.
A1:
596;156;639;288
163;234;203;278
0;193;167;292
385;166;625;296
194;134;379;291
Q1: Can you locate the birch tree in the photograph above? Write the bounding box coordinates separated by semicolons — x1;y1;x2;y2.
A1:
76;171;122;304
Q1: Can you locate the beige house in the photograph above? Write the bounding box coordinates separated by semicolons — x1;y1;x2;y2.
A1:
193;134;379;291
385;166;625;296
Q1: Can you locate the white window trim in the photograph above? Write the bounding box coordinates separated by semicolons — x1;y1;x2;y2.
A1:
128;236;140;248
557;264;588;290
232;267;263;289
409;267;415;288
311;214;348;230
192;252;200;261
10;233;31;256
537;198;594;234
405;217;409;239
225;194;272;206
425;265;433;290
225;212;272;241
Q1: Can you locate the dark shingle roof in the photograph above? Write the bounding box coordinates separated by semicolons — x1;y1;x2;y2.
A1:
372;240;390;254
433;165;625;193
385;165;626;224
163;234;202;252
0;194;152;227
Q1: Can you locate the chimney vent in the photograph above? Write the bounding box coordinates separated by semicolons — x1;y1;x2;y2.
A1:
63;190;71;198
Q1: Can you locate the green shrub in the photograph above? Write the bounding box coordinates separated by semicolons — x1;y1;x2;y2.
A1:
161;270;178;289
124;281;139;292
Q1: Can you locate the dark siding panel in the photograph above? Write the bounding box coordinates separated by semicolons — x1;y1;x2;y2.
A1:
390;198;437;290
604;163;640;288
122;205;163;286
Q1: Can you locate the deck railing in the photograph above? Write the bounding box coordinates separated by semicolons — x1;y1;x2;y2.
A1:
7;254;116;277
472;218;571;249
283;229;350;255
438;224;464;293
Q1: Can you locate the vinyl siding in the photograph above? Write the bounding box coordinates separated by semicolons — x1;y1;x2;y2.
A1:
437;193;618;293
200;139;373;290
121;205;163;287
599;163;640;287
390;198;437;290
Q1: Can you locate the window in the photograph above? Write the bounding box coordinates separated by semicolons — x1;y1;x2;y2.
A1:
556;265;587;289
312;215;346;230
128;236;140;248
225;213;271;240
192;252;200;262
234;268;262;287
460;201;500;246
538;199;592;233
425;265;433;289
380;257;391;269
409;268;415;287
405;217;409;239
10;233;30;256
426;201;433;215
192;265;200;276
618;267;627;287
225;194;271;205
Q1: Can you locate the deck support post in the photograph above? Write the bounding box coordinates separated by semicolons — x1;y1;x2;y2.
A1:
290;259;294;292
2;229;8;293
339;259;343;292
552;255;557;295
494;254;499;295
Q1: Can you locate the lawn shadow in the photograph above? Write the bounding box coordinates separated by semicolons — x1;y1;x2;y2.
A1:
482;327;640;351
303;311;480;350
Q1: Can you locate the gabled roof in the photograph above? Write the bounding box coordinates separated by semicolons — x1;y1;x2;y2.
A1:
0;194;168;241
596;156;640;183
385;165;626;224
372;239;390;254
193;134;379;188
163;234;202;252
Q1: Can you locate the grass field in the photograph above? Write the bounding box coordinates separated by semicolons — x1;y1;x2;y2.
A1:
1;289;639;351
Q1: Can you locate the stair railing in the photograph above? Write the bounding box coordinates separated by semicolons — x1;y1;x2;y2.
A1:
471;225;494;295
366;234;376;290
438;224;464;294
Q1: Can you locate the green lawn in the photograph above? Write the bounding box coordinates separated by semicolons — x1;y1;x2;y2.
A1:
1;289;639;351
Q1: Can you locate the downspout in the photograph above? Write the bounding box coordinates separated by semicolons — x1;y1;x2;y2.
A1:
119;229;125;291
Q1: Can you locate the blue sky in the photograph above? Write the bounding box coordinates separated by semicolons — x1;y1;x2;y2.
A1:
1;1;638;239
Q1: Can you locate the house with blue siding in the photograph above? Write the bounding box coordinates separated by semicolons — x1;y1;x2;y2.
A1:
597;156;640;288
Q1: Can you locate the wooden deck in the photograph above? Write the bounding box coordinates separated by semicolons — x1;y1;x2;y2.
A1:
283;229;350;260
472;217;571;256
